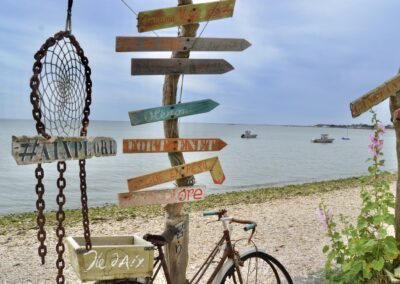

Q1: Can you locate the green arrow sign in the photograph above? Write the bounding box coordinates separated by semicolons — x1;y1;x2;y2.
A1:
128;99;219;126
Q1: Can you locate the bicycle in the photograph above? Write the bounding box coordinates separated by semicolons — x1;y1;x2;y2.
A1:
99;209;293;284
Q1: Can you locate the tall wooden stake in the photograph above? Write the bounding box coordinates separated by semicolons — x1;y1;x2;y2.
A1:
162;0;199;282
390;95;400;255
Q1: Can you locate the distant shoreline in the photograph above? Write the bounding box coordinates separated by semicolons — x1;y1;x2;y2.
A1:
313;123;394;130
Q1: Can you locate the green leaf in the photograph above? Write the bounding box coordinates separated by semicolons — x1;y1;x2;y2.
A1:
362;261;372;279
322;245;329;253
370;258;384;271
342;261;352;272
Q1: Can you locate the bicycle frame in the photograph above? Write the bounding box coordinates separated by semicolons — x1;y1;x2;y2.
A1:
145;217;244;284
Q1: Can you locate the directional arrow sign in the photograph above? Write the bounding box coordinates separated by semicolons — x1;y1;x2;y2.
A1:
123;138;227;153
127;157;225;191
350;73;400;118
137;0;236;33
116;37;251;52
131;58;234;75
12;136;117;165
119;185;206;208
129;99;219;126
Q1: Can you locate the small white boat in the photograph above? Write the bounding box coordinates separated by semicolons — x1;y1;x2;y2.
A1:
311;134;334;143
241;130;257;138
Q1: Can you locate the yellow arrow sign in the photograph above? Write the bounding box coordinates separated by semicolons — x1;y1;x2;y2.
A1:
127;157;225;191
350;73;400;118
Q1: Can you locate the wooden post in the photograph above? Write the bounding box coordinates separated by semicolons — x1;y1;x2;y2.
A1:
162;0;199;282
390;94;400;253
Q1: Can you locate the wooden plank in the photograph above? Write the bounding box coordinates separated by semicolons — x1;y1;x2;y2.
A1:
131;58;233;75
350;73;400;118
128;99;218;126
118;185;206;207
123;138;227;153
66;235;154;281
127;157;225;191
12;136;117;165
137;0;236;32
116;37;251;52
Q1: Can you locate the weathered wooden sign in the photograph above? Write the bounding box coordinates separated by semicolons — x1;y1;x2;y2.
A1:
129;99;219;126
127;157;225;191
116;37;251;52
12;136;117;165
66;235;154;281
123;138;227;153
137;0;236;33
350;73;400;118
118;185;206;208
131;59;234;75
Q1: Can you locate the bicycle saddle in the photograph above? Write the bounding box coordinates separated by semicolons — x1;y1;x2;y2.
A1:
143;225;179;246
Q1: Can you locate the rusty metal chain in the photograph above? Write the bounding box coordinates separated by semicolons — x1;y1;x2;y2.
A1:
35;164;47;264
29;31;93;270
56;161;67;284
79;159;92;250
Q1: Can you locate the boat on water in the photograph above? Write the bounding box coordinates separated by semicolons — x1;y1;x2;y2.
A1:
311;134;334;143
341;128;350;140
241;130;257;138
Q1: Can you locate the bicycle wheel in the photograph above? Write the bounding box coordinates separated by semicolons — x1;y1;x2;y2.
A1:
220;251;293;284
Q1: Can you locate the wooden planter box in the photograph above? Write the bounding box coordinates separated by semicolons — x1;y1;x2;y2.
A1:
66;235;154;282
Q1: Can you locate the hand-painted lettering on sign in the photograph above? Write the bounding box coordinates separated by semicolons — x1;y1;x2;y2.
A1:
128;99;219;126
137;0;236;32
116;36;251;52
83;249;146;273
123;138;227;153
350;73;400;118
119;185;206;207
127;157;225;191
12;136;117;165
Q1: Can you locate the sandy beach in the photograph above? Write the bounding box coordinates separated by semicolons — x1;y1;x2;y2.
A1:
0;181;391;283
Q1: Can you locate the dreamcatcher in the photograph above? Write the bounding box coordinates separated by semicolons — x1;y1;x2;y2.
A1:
29;1;92;283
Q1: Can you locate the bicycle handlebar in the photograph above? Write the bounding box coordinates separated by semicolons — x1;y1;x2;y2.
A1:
244;223;256;231
202;210;218;216
202;210;257;231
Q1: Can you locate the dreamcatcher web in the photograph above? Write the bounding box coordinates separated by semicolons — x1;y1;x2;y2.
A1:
37;36;86;137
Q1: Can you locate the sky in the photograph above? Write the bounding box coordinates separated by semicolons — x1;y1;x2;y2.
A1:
1;0;400;125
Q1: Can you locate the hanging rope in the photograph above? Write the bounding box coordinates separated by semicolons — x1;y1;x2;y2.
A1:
65;0;73;32
120;0;160;37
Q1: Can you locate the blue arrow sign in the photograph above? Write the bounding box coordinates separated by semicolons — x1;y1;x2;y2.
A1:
128;99;219;126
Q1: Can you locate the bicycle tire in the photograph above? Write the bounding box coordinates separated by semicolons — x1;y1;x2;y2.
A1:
220;251;293;284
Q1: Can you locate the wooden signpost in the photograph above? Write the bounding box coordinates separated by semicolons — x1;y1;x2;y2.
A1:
12;136;117;165
116;37;251;52
128;99;219;126
350;70;400;263
123;138;227;153
127;157;225;191
350;73;400;118
118;185;206;207
137;0;236;32
114;0;250;282
131;58;233;75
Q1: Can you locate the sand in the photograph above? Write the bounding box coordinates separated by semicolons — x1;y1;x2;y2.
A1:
0;182;389;283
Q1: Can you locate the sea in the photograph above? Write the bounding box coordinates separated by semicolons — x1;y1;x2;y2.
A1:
0;119;397;215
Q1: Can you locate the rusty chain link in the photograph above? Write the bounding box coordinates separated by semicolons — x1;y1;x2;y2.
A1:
79;159;92;250
29;30;93;284
56;161;67;284
35;164;47;264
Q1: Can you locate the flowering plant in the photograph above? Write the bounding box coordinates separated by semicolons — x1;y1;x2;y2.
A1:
320;111;398;283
